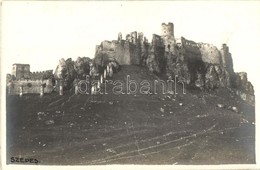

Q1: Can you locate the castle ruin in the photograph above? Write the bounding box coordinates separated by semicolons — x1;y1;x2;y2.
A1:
94;22;254;104
95;22;233;68
8;64;54;95
12;64;30;80
95;22;234;78
7;22;254;104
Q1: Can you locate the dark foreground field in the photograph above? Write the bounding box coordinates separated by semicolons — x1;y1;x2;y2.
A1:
6;65;255;165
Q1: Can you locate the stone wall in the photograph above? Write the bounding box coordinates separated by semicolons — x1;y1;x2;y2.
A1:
146;34;166;73
199;43;221;65
161;22;174;37
180;37;201;61
7;79;54;95
12;64;30;80
11;64;53;81
130;31;138;44
101;40;117;51
152;34;165;47
129;42;141;65
140;37;149;66
30;70;53;80
176;37;222;65
99;40;131;65
162;35;176;53
96;36;142;65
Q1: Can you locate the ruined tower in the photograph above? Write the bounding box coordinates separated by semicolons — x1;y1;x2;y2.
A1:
161;22;175;53
118;32;122;42
220;43;234;74
12;64;30;79
220;44;231;68
161;22;174;37
130;31;138;44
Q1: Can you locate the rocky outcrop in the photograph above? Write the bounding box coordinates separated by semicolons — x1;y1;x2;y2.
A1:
204;64;231;90
213;65;231;88
94;47;120;73
235;72;254;94
54;58;76;89
53;55;120;89
54;58;66;80
233;72;255;105
74;57;92;79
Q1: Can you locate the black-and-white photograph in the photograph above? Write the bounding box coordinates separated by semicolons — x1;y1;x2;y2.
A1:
1;1;259;169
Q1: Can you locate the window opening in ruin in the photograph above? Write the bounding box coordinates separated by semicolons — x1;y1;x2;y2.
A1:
27;83;32;88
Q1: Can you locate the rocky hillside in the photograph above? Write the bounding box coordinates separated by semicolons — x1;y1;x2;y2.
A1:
7;65;255;165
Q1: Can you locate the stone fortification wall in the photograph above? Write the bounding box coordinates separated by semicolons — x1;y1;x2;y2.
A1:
7;79;54;95
97;31;144;65
161;22;174;37
30;70;53;80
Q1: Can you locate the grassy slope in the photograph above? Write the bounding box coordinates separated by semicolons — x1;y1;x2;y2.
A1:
6;65;255;165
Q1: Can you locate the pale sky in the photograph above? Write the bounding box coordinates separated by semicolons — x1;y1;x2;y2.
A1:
2;1;260;86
